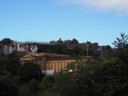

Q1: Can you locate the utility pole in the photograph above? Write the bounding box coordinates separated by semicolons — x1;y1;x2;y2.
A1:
86;44;89;56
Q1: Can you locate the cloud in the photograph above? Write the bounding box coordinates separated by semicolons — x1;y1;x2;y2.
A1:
56;0;128;14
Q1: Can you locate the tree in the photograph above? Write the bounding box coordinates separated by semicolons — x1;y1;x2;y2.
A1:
42;75;55;89
51;33;128;96
20;62;43;82
1;38;12;44
71;38;79;44
29;79;40;93
6;58;21;77
112;32;128;48
52;60;99;96
0;58;7;75
52;58;128;96
94;58;128;96
112;33;128;65
0;79;19;96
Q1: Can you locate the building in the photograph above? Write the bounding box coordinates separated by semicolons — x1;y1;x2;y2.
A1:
20;53;92;73
0;41;38;56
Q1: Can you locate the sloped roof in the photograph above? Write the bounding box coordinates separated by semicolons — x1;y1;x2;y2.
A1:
22;54;36;58
21;52;70;58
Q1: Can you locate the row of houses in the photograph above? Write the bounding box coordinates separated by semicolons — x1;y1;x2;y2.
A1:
0;41;38;56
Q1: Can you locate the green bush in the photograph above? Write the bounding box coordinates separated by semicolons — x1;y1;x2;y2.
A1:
42;75;55;89
29;79;40;93
0;80;19;96
20;62;43;82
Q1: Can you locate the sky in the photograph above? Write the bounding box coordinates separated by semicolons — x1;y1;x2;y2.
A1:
0;0;128;46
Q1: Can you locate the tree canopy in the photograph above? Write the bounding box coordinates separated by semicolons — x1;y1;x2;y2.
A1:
113;32;128;48
1;38;13;44
50;32;128;96
20;62;44;82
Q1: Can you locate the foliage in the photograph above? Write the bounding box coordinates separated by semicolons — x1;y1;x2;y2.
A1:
37;43;94;56
50;33;128;96
0;77;19;96
42;75;55;89
1;38;12;44
112;32;128;48
6;58;21;76
55;61;99;96
52;58;128;96
19;82;46;96
94;58;128;96
0;58;8;75
0;33;128;96
29;79;40;93
0;57;21;77
20;62;43;82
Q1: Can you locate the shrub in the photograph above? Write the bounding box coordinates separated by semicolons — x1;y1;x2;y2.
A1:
0;80;19;96
29;79;40;93
42;75;55;89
